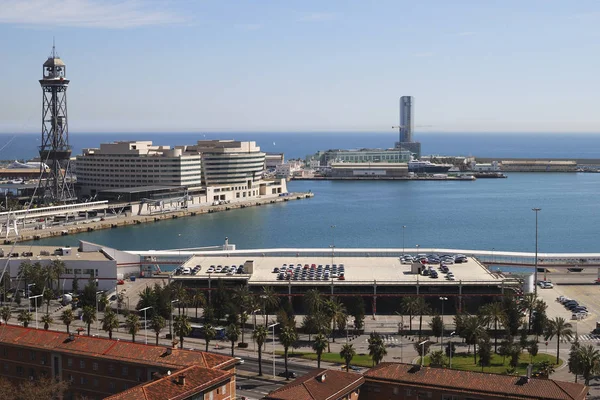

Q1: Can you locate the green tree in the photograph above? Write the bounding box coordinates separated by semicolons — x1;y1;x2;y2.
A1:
545;317;573;365
226;323;241;357
527;341;539;363
60;309;75;334
478;337;492;371
461;315;487;365
17;310;32;328
576;344;600;385
101;309;119;339
0;306;11;325
305;289;324;315
429;350;447;367
173;314;191;349
14;290;21;306
324;298;346;344
191;290;206;320
480;301;505;353
279;325;298;380
415;297;431;338
149;315;166;345
368;332;387;366
43;288;54;314
203;323;216;352
568;341;583;383
261;287;280;327
429;315;444;342
340;343;356;372
521;293;537;332
71;273;79;294
537;360;555;378
40;313;53;330
401;297;419;332
531;300;548;340
125;314;141;343
501;296;522;337
252;325;269;376
312;333;328;368
82;306;97;336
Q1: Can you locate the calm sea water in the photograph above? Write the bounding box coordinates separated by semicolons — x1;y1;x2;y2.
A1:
33;173;600;253
3;131;600;160
6;131;600;252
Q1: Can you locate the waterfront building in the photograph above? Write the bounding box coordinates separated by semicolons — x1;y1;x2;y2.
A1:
500;160;577;172
0;325;237;400
76;141;203;197
266;152;285;169
328;162;409;178
75;139;287;205
264;369;364;400
315;148;411;167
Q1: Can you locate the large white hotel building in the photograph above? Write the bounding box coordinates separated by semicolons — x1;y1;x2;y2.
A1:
75;139;286;207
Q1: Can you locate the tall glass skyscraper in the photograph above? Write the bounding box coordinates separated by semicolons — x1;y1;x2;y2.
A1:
399;96;414;143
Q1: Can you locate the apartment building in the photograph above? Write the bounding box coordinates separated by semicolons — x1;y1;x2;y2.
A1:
0;325;237;400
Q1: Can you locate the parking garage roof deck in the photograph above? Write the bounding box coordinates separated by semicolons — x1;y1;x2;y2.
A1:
0;245;111;262
177;256;505;285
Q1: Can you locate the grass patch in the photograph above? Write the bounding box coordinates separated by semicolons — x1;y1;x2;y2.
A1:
424;352;561;375
276;351;375;368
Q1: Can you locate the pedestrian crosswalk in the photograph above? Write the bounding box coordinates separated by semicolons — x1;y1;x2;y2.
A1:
559;334;600;342
365;336;400;344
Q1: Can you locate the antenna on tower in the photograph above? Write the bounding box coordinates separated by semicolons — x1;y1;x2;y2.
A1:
52;37;56;58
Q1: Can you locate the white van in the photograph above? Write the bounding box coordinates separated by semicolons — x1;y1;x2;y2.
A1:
182;267;191;275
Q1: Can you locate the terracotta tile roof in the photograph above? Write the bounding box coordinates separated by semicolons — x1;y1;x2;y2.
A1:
364;363;588;400
105;365;232;400
0;325;235;371
264;368;364;400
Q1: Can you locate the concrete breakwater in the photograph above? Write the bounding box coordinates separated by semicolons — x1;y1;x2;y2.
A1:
9;192;314;243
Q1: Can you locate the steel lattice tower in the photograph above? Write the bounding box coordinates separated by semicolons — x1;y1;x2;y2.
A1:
39;45;75;203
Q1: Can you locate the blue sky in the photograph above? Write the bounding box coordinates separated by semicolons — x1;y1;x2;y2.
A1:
2;0;600;133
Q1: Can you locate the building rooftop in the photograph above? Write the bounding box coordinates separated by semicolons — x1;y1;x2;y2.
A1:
264;368;364;400
180;256;500;286
0;245;110;262
0;325;236;371
364;363;587;400
106;364;233;400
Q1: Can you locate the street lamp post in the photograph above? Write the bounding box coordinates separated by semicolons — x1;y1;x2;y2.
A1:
439;297;448;350
26;284;35;312
28;294;43;329
95;290;103;336
251;308;261;351
268;322;280;378
402;225;406;256
140;306;153;345
533;208;541;296
419;340;429;366
169;299;179;340
330;225;336;265
449;331;456;368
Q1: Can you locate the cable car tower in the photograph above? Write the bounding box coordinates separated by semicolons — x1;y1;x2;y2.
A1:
39;44;75;203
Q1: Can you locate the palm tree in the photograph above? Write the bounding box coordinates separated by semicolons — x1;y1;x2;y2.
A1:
324;298;346;344
279;325;298;380
261;286;280;327
60;309;75;334
537;360;556;378
0;306;11;325
101;310;119;339
577;344;600;385
191;290;206;320
50;259;66;292
429;350;447;367
17;310;33;328
545;317;573;365
125;314;141;343
82;306;96;336
252;326;268;376
149;315;166;345
401;297;420;332
312;333;328;368
226;323;241;357
340;343;356;372
461;315;487;364
305;289;323;314
232;285;250;343
480;302;505;353
173;314;191;349
171;283;189;316
204;323;216;352
415;297;431;339
368;332;387;366
41;313;53;330
521;293;536;332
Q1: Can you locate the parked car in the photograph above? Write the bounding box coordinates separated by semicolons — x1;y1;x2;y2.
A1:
278;371;297;378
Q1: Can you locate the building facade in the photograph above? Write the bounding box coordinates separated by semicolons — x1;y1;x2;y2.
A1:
316;149;411;166
76;141;202;197
328;162;409;178
0;325;237;400
499;160;577;172
399;96;414;143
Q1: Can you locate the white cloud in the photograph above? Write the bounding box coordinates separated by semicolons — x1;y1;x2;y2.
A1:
298;12;336;22
0;0;184;29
